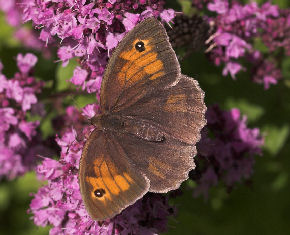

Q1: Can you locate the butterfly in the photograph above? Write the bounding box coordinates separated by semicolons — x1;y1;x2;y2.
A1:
79;17;206;221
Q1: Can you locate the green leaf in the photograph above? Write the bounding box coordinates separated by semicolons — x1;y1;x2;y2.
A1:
14;172;42;196
178;0;196;16
55;58;78;91
74;93;98;109
40;111;55;139
282;56;290;81
272;0;290;8
225;99;265;123
253;37;268;54
0;13;19;48
0;184;10;211
263;125;289;155
272;172;288;191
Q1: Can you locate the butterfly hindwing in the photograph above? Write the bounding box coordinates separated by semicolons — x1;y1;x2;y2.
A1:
79;129;149;220
101;17;180;112
113;130;196;193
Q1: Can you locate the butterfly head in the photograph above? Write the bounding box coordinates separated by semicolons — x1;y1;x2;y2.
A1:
89;115;102;128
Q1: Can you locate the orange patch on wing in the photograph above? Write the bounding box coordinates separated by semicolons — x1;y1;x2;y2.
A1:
92;156;132;195
119;48;137;61
127;70;146;86
100;162;121;195
117;71;126;87
148;156;173;178
164;94;188;112
93;154;104;167
149;157;170;172
126;64;143;79
136;52;157;67
123;172;133;183
117;38;164;87
144;60;163;74
149;71;164;80
148;163;165;179
115;175;130;191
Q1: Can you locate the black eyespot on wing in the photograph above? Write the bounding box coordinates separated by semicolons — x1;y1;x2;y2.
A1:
94;188;106;198
135;41;145;52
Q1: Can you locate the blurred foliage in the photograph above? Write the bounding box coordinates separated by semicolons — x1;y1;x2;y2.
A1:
0;0;290;234
0;173;49;235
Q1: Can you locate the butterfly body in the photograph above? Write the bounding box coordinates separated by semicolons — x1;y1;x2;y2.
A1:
79;17;207;221
91;114;166;142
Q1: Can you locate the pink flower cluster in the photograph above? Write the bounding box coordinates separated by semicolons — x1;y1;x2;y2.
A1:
30;106;174;235
0;0;22;27
0;0;48;52
195;0;289;89
192;105;264;198
21;0;174;95
0;53;49;179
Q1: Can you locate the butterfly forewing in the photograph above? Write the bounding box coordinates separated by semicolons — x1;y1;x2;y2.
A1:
100;17;180;112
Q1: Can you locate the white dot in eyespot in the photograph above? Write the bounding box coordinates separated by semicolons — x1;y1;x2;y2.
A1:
135;41;145;52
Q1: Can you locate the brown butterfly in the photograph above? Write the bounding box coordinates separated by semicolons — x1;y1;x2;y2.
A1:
79;17;206;221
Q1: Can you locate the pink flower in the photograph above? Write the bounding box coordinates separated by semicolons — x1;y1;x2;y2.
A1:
123;12;140;31
160;9;175;23
106;32;125;51
208;0;228;14
193;105;264;197
17;53;38;74
82;104;99;119
70;66;88;86
222;62;243;78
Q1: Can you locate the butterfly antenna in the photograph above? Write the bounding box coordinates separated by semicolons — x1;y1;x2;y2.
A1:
205;42;216;53
205;21;218;53
166;21;173;29
205;31;218;45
